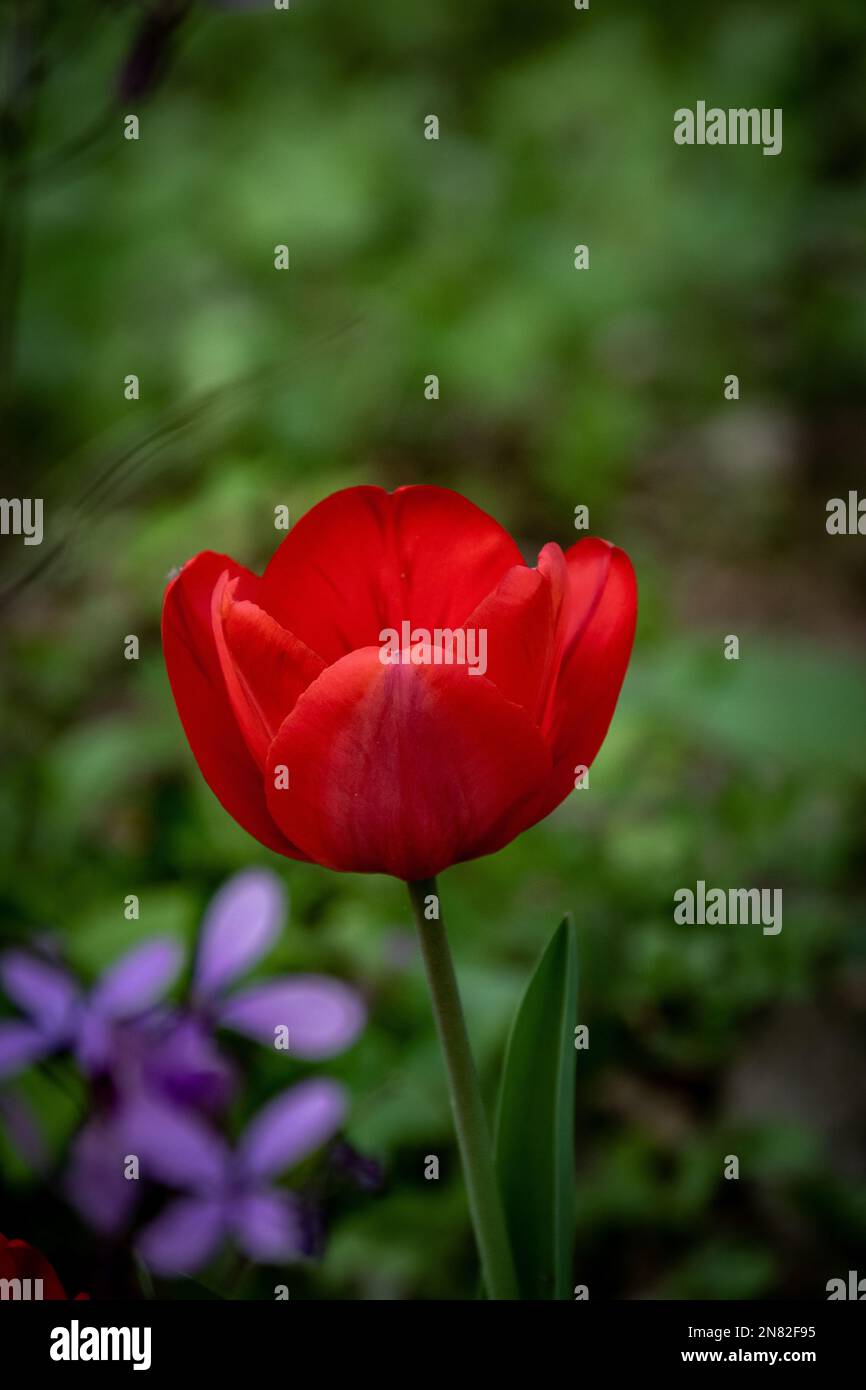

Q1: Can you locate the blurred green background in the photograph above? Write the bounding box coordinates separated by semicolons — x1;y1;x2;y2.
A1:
1;0;865;1300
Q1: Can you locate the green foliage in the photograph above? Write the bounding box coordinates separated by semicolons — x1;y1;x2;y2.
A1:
495;915;578;1300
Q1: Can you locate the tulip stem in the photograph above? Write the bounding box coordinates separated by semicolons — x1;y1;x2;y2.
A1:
407;877;518;1300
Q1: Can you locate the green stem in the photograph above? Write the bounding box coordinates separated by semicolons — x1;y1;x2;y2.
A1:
407;877;518;1300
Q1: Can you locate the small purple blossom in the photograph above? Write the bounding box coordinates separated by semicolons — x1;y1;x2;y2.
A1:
190;869;366;1058
134;1079;347;1274
0;939;181;1079
64;1016;236;1235
0;869;367;1265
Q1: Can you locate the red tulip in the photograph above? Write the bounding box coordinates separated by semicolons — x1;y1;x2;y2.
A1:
0;1232;88;1300
162;485;636;881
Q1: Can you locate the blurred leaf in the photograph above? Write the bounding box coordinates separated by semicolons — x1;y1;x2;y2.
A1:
494;914;577;1300
633;641;866;777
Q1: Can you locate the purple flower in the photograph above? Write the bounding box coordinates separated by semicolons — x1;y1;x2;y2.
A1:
0;939;224;1237
190;869;366;1059
3;869;367;1252
64;1013;237;1237
0;939;181;1080
134;1079;347;1274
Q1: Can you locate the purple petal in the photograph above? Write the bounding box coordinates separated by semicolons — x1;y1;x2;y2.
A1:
65;1114;143;1235
137;1196;226;1275
238;1079;346;1183
233;1190;304;1263
0;1021;49;1079
218;977;365;1059
0;952;79;1037
73;1009;114;1075
193;869;286;1002
90;939;181;1019
124;1096;230;1192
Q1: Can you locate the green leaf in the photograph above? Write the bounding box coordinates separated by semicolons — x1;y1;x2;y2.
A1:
494;915;578;1299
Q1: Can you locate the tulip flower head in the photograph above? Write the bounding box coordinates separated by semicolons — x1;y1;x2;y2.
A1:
162;485;637;880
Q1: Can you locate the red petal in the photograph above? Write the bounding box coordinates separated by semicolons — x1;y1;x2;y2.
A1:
544;540;636;752
259;485;524;664
460;560;558;722
264;647;550;880
503;540;637;836
162;552;304;859
212;573;325;768
3;1238;67;1298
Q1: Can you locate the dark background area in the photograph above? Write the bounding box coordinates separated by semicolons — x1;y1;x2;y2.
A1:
1;0;865;1299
